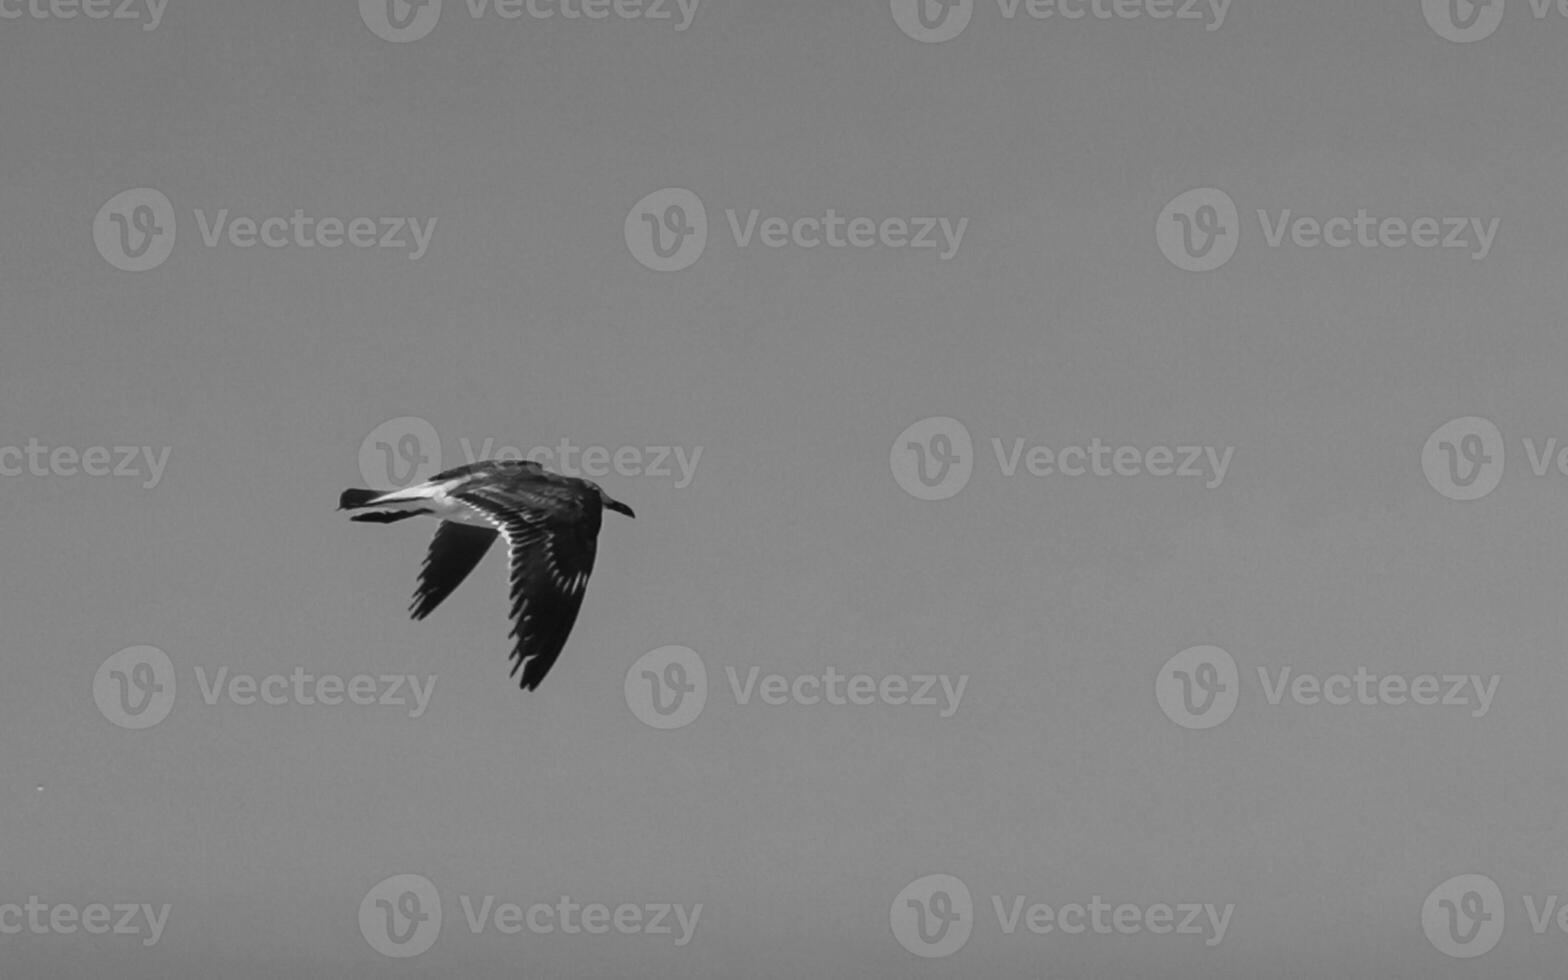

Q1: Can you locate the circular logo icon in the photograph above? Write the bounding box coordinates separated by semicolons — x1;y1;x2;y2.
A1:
1156;645;1239;730
94;188;176;273
1422;873;1503;958
1422;417;1504;501
359;417;442;492
625;646;707;729
1156;187;1240;272
94;646;176;730
890;874;973;958
889;0;973;42
890;417;973;501
625;188;707;272
1422;0;1504;43
360;874;442;958
359;0;442;42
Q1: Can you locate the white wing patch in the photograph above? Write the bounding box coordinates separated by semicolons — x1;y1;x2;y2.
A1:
367;477;462;505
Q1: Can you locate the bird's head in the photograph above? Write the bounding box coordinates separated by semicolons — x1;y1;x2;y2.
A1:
594;484;635;518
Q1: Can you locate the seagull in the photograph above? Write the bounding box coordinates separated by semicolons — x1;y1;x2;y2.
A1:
339;459;634;691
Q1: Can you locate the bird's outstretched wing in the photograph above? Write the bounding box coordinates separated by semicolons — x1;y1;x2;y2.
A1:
458;480;602;691
410;521;499;620
428;458;545;484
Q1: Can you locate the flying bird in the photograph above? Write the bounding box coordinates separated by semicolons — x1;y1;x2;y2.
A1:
339;459;634;691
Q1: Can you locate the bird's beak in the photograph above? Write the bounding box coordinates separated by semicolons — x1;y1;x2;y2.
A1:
605;496;635;519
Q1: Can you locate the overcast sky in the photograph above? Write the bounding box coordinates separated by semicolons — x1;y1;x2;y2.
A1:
4;0;1568;976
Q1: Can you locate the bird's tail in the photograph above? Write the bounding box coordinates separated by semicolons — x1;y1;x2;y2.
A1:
339;488;381;510
349;510;427;523
339;487;432;523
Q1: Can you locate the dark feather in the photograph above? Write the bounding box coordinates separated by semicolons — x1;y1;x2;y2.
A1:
410;521;499;620
458;480;604;691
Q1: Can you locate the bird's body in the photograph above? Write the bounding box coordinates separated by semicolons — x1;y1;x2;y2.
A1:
339;459;634;691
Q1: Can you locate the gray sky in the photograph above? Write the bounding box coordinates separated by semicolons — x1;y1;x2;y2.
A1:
4;0;1568;975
